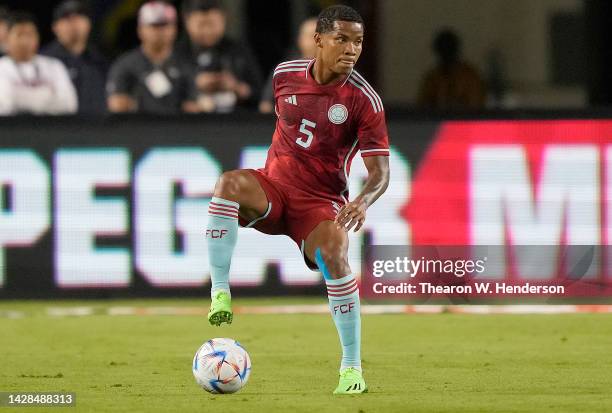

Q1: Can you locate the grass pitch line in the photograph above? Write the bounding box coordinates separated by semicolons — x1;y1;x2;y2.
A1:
33;304;612;317
0;310;25;319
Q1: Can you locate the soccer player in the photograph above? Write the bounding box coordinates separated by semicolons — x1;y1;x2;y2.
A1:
205;5;389;394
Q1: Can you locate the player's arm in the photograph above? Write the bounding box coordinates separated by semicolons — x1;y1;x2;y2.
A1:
336;83;390;232
335;155;389;232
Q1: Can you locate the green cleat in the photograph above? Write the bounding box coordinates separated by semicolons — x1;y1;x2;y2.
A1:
333;367;368;395
207;291;233;326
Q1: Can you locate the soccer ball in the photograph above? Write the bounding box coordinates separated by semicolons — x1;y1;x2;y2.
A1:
192;338;251;394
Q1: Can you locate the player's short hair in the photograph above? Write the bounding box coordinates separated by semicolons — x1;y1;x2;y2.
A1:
316;5;364;34
7;11;38;30
182;0;224;16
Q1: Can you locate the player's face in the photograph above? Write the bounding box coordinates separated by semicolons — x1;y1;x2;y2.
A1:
6;23;39;62
316;20;364;75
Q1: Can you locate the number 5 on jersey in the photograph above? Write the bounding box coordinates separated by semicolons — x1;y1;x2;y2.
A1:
296;118;316;148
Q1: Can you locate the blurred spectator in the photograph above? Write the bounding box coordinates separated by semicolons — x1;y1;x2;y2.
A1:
258;17;317;114
177;0;262;113
0;7;10;57
106;1;197;114
0;12;77;116
42;1;108;115
417;28;486;111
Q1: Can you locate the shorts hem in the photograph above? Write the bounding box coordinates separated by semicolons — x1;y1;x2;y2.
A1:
244;201;272;228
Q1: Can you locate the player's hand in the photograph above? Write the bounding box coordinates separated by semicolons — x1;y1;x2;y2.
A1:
335;199;367;232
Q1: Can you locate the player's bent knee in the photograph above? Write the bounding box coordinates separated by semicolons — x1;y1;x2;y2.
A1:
214;170;246;201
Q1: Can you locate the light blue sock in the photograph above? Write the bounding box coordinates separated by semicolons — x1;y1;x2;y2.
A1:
316;249;362;372
206;197;239;298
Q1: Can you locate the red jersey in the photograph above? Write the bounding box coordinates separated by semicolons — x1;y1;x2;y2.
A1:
263;59;389;203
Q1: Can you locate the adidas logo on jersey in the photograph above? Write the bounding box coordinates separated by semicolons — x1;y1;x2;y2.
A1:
284;95;297;105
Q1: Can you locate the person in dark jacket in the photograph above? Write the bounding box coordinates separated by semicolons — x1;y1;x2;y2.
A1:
176;0;262;113
417;28;486;111
41;0;107;115
106;1;197;115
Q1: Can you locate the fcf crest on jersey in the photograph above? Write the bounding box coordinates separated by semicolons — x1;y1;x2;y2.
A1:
328;104;348;124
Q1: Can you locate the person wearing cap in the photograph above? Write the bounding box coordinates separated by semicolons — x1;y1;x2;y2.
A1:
175;0;262;113
106;1;197;114
0;11;77;115
42;0;108;115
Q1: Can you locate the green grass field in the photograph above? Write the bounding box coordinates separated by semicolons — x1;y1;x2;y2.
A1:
1;298;611;413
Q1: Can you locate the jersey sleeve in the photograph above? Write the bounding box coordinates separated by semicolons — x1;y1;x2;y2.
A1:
356;93;390;157
272;65;282;101
272;66;283;116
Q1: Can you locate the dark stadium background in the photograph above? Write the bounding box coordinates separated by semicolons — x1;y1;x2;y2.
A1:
11;0;612;105
2;0;381;93
12;0;612;106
